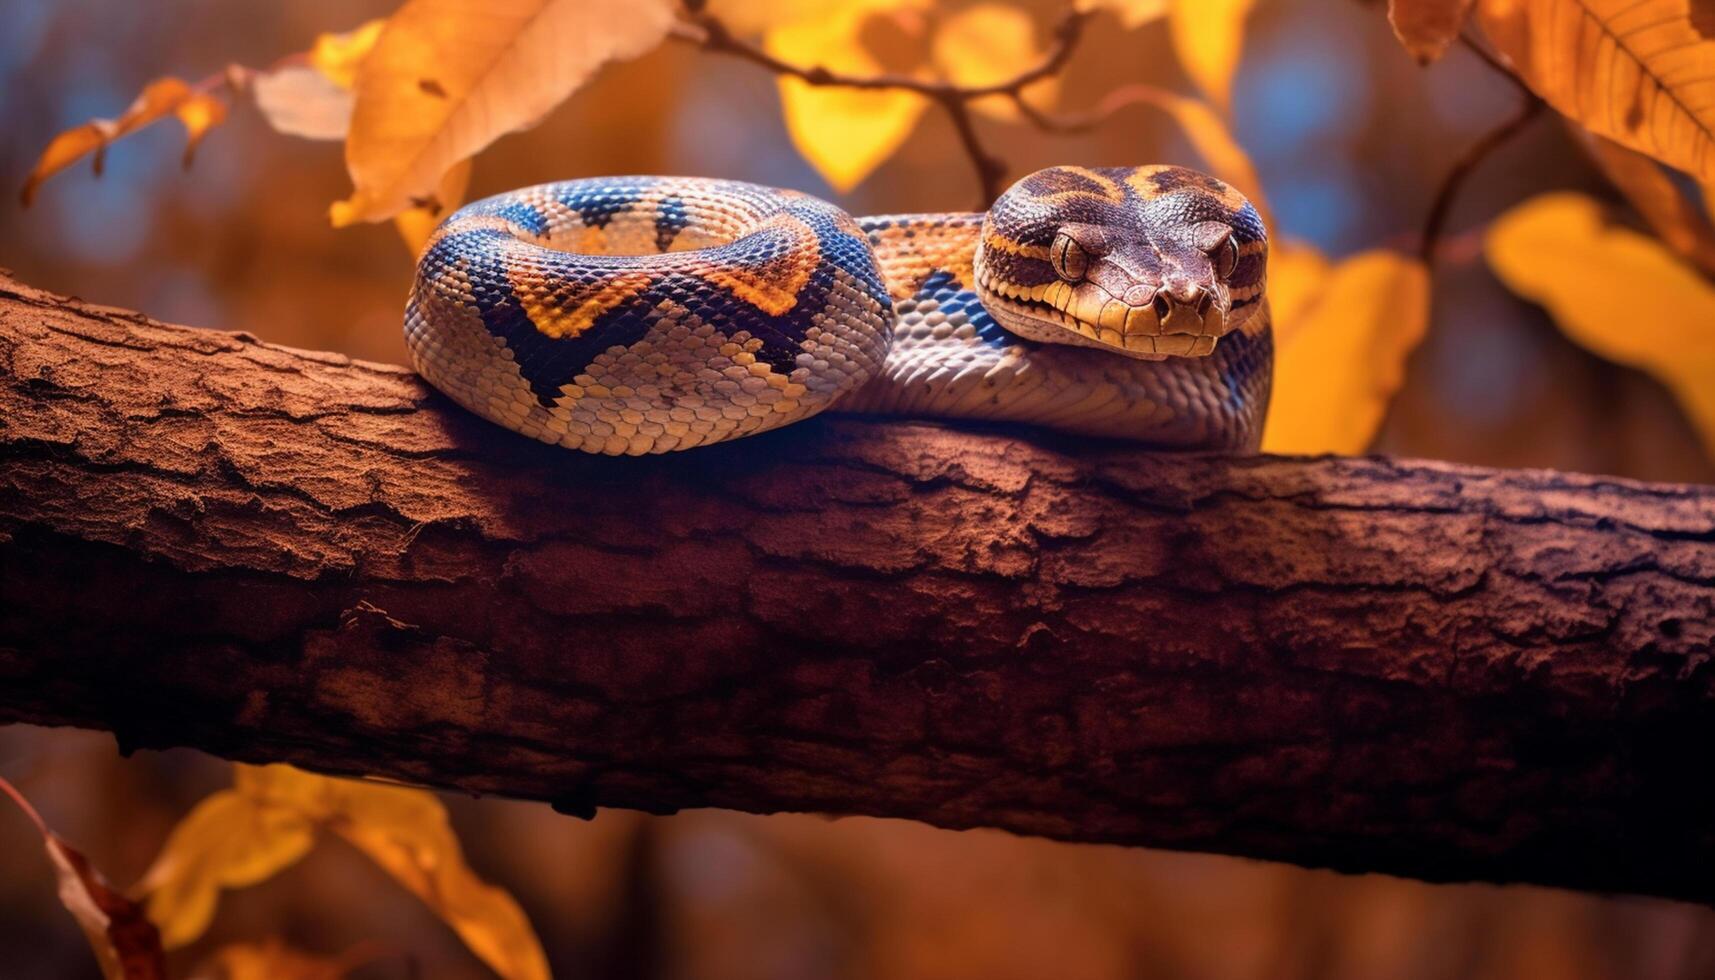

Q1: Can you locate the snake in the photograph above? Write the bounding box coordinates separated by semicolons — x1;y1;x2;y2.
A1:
405;165;1271;455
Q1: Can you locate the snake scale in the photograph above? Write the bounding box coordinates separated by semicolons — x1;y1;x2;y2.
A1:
406;165;1272;455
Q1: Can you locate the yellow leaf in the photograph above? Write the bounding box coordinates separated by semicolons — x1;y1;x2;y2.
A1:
333;0;675;224
1266;239;1332;344
253;66;356;141
20;77;228;205
395;158;474;255
1168;0;1255;113
1486;191;1715;458
1262;250;1431;454
1478;0;1715;181
1577;129;1715;277
1075;0;1169;29
767;0;933;192
1388;0;1477;63
136;787;317;948
0;776;167;980
932;5;1057;122
310;19;387;89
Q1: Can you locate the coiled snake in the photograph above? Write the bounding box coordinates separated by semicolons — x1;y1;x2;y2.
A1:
406;165;1271;455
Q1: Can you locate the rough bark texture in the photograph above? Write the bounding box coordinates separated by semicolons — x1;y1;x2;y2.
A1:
1;272;1712;903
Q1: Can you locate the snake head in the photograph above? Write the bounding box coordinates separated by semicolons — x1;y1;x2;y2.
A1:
974;165;1268;360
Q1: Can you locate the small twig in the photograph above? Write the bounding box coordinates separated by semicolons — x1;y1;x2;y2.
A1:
675;6;1088;207
1418;34;1546;266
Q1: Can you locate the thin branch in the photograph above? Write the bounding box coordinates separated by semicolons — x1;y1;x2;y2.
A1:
675;7;1088;207
1418;34;1547;266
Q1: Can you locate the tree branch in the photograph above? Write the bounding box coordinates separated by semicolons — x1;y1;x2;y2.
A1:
2;273;1713;904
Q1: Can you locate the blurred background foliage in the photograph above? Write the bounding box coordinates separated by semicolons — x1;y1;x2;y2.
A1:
4;0;1715;976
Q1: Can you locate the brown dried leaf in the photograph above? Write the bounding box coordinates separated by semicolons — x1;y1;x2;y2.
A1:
1478;0;1715;181
0;777;166;980
20;76;230;205
1388;0;1478;63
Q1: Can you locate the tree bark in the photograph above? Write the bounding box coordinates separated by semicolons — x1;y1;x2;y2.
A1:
1;272;1712;903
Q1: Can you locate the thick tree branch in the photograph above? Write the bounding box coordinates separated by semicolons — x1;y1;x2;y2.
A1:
1;273;1712;904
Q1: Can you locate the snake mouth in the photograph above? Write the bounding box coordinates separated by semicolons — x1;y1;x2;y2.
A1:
978;285;1224;359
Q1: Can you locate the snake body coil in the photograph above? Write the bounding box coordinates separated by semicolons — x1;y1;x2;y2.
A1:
406;166;1271;455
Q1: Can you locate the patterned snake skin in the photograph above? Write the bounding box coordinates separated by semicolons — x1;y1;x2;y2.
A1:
405;165;1272;455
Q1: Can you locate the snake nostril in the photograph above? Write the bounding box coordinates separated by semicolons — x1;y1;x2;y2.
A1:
1152;294;1172;321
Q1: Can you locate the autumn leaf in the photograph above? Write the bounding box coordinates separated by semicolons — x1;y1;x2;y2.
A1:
1576;130;1715;277
1262;248;1431;454
136;778;318;948
932;4;1057;122
139;764;549;980
1486;192;1715;458
1478;0;1715;181
1388;0;1478;63
332;0;676;225
1168;0;1255;114
0;776;167;980
20;77;229;205
767;0;933;192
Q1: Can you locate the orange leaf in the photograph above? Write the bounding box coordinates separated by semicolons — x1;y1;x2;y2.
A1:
332;0;675;225
0;776;166;980
1388;0;1478;63
20;76;230;205
1478;0;1715;181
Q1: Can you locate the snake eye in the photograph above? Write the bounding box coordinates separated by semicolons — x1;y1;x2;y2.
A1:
1050;231;1090;282
1209;235;1239;281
